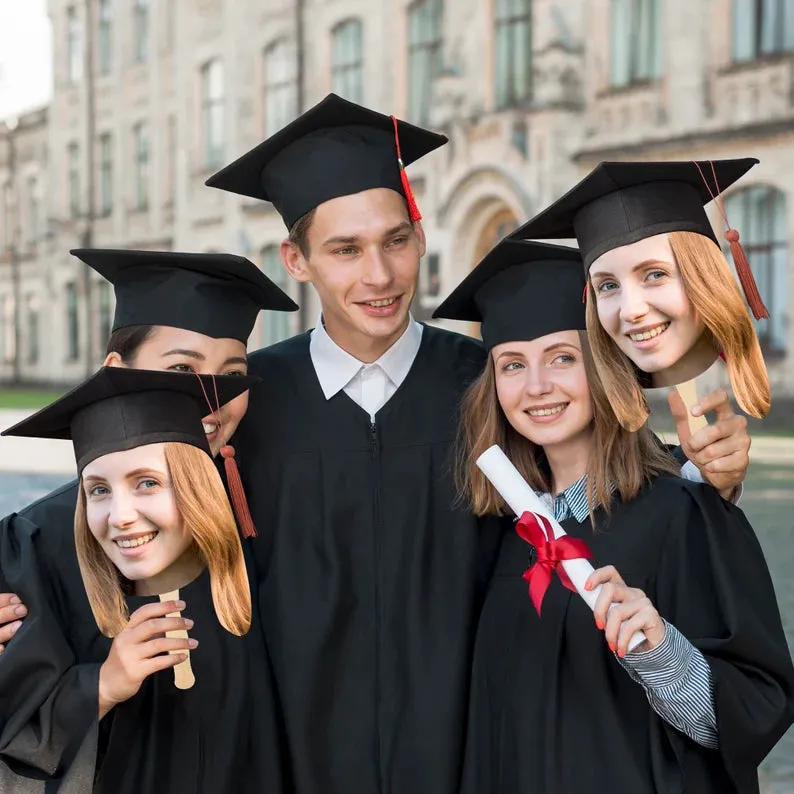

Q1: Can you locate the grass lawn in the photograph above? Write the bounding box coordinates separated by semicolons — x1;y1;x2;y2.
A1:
0;389;65;410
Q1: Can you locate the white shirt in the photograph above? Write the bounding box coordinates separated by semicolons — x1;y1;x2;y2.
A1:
309;316;424;421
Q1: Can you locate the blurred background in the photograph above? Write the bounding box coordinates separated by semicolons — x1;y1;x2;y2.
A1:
0;0;793;789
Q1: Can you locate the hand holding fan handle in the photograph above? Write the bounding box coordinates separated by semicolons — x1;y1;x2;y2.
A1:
159;589;195;690
674;379;709;435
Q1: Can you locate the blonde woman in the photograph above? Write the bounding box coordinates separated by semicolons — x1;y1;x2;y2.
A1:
435;239;794;794
1;367;287;794
510;159;770;431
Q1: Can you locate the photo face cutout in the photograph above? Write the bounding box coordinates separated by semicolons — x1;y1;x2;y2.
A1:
82;442;199;593
588;233;719;388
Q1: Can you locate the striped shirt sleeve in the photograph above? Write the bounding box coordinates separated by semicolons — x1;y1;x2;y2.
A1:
618;620;718;748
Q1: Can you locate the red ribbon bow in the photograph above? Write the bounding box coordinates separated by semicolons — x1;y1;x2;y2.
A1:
515;511;594;615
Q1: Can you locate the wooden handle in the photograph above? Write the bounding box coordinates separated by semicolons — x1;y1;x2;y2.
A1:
674;380;708;435
159;589;195;690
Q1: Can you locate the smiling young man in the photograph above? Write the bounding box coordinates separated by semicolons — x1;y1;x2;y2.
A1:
205;94;754;794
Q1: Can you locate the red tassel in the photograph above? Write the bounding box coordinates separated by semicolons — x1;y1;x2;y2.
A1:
581;282;588;304
391;115;422;222
221;445;257;539
725;229;769;320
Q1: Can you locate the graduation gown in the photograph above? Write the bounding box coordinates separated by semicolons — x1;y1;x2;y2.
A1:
0;483;289;793
461;475;794;794
93;566;285;794
237;327;505;794
0;482;108;790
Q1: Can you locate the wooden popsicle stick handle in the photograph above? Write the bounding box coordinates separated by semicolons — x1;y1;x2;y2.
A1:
159;589;195;690
674;379;708;435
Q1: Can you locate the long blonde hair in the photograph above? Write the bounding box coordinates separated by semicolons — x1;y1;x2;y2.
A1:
75;442;252;637
457;331;679;524
585;231;770;431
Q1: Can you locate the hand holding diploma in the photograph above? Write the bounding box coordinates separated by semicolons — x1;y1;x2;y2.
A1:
476;445;646;653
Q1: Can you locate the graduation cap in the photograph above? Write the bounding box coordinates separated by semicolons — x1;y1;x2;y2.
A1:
509;158;769;319
1;367;257;475
71;248;299;344
205;93;447;229
433;240;586;350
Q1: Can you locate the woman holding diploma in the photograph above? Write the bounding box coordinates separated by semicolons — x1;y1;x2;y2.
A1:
1;367;287;794
434;239;794;793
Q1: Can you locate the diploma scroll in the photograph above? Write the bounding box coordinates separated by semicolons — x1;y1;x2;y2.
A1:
476;445;646;653
159;590;196;690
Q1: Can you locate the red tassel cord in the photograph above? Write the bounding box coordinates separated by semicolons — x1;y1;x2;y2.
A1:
194;374;258;539
391;115;422;222
221;445;257;539
692;161;769;321
724;229;769;320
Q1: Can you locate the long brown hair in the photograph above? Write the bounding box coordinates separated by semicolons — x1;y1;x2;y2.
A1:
75;442;252;637
586;231;770;431
457;331;679;523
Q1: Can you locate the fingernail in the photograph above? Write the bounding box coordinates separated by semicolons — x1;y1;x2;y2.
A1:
0;644;4;653
10;621;21;633
188;638;199;648
10;596;21;605
608;642;616;653
595;619;604;630
176;601;186;609
584;581;592;591
14;605;27;617
618;649;626;658
184;619;194;628
691;406;703;416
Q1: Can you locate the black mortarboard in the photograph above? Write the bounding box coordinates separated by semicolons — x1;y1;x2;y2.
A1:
510;159;759;269
433;240;586;350
71;248;298;343
205;93;447;229
1;367;257;474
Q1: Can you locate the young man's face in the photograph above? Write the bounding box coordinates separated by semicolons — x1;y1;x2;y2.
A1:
283;188;425;362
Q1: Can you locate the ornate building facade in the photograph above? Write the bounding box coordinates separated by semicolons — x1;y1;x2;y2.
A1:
0;0;792;393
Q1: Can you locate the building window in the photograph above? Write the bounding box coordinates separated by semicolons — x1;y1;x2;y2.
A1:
424;252;441;297
133;0;149;63
732;0;794;61
26;177;39;244
133;122;149;210
610;0;661;87
68;142;80;219
66;282;79;361
97;281;113;342
331;19;364;103
26;293;39;364
407;0;444;124
201;59;225;169
99;133;113;215
494;0;532;109
723;186;788;352
260;245;291;346
67;5;83;83
263;39;297;136
98;0;112;75
2;294;16;364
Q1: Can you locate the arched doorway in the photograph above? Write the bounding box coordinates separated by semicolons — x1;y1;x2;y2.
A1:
472;207;520;266
466;207;520;337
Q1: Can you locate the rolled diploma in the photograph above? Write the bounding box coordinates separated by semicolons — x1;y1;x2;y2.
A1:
476;445;645;653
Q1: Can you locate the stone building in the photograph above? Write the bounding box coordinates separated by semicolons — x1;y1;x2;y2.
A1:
0;0;792;393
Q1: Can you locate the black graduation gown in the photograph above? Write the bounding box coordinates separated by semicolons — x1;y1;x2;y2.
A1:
93;566;285;794
461;475;794;794
0;482;108;792
236;327;505;794
0;482;289;793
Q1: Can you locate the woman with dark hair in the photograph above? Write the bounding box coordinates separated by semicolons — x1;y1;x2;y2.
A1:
435;239;794;794
0;249;296;791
